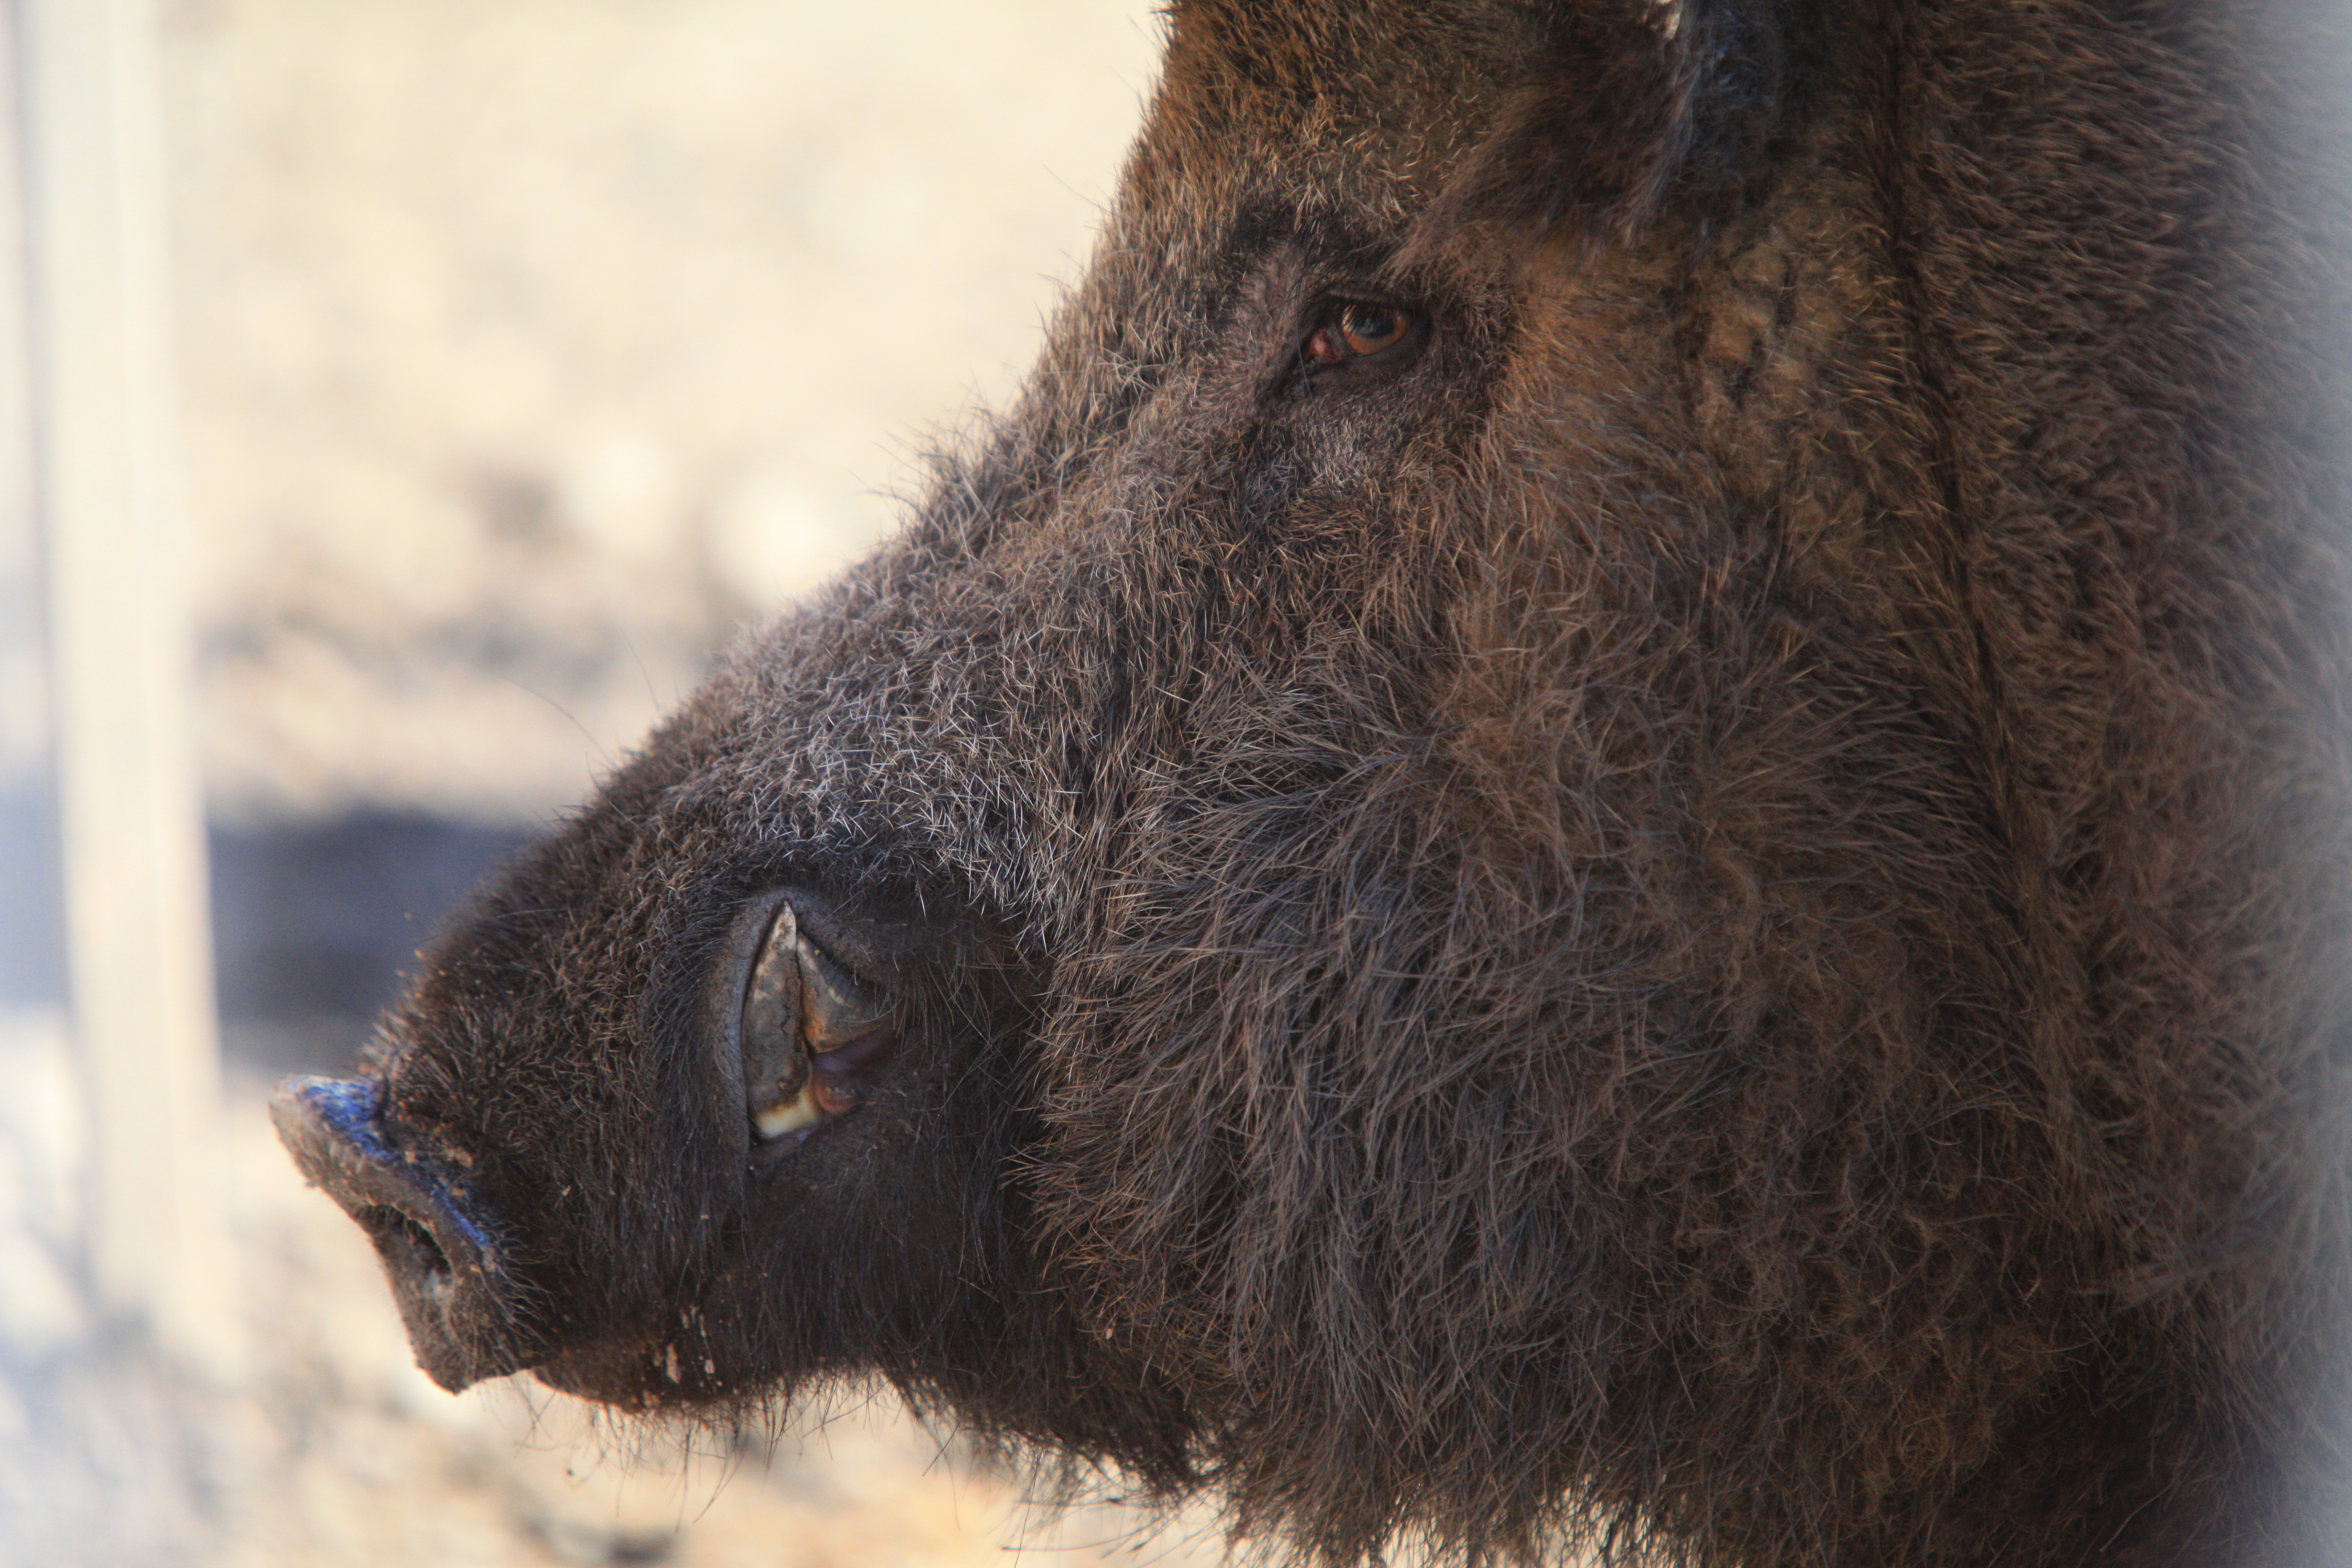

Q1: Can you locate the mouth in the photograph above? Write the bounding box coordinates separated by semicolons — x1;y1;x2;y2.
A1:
732;897;902;1148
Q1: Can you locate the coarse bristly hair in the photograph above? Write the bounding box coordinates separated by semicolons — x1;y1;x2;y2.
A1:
290;1;2352;1565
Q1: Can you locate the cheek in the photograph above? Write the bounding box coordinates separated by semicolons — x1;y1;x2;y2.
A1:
1307;419;1381;475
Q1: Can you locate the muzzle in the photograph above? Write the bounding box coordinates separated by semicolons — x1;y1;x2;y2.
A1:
271;1075;536;1391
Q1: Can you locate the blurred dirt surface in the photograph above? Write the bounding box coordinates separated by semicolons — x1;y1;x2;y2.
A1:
168;0;1159;822
0;1024;1226;1568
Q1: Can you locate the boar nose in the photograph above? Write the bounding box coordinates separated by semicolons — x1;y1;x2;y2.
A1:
270;1075;534;1391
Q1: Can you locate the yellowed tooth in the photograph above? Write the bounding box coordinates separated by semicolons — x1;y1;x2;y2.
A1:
753;1090;822;1140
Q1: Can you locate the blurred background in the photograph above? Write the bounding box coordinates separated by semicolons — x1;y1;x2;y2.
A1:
0;1;1231;1563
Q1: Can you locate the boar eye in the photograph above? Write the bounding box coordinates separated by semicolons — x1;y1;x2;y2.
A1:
739;903;897;1144
1302;299;1427;376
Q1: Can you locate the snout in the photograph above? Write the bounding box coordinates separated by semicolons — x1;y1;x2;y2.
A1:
271;1075;536;1391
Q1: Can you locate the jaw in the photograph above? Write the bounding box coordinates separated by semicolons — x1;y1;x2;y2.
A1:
528;1327;740;1412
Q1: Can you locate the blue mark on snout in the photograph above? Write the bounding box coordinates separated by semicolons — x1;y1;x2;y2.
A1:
282;1074;501;1262
291;1074;392;1156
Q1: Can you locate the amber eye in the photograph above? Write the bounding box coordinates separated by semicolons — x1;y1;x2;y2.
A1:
1338;303;1408;355
1302;299;1426;375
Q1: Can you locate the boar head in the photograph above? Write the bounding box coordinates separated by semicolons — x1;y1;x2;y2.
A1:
276;1;2352;1565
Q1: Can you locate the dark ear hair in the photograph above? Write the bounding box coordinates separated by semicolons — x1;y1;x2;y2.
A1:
1420;0;1800;250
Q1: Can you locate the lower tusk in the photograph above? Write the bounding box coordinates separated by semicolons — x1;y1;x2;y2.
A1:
753;1088;823;1140
741;900;897;1146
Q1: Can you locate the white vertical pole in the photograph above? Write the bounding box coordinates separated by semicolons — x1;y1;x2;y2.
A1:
19;0;235;1371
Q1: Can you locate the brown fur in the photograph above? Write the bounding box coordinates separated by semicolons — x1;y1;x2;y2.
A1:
278;3;2352;1564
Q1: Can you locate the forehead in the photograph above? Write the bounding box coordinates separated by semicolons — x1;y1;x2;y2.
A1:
1142;0;1554;197
1161;0;1552;107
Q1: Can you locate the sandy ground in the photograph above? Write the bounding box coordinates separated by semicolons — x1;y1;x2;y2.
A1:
168;0;1162;821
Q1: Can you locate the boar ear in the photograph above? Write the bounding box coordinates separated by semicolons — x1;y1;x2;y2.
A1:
1415;0;1797;254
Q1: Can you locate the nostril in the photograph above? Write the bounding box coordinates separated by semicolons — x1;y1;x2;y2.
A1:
356;1203;454;1296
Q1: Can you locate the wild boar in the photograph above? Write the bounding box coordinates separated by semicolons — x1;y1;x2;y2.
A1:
272;1;2352;1564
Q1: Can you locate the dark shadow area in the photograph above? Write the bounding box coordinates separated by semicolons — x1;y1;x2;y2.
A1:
209;811;539;1075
